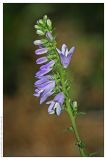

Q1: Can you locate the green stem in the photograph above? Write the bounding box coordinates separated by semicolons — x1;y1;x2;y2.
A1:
60;65;87;157
66;101;87;156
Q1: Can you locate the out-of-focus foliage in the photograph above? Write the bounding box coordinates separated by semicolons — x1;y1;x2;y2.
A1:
3;3;104;157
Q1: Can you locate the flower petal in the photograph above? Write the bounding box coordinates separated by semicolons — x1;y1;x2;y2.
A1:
36;67;52;77
56;103;61;116
65;48;69;57
39;81;55;92
40;90;54;104
40;60;55;70
35;80;52;89
68;46;75;56
36;57;48;64
56;48;61;54
35;48;48;55
35;76;51;85
46;32;53;41
60;54;71;68
54;92;64;105
62;44;67;55
48;101;55;113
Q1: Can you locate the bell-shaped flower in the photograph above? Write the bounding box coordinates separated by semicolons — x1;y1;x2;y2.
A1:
35;48;48;55
56;44;75;68
35;60;55;77
46;92;64;116
34;79;55;104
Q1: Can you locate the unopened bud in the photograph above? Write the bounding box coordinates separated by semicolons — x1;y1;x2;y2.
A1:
33;40;43;45
43;15;48;20
39;19;44;25
46;32;53;41
36;30;44;36
72;101;78;110
34;25;40;29
47;19;52;28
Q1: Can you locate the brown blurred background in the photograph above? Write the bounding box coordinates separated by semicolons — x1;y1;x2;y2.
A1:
3;3;104;157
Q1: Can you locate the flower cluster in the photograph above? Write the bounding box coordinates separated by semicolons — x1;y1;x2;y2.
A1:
33;15;75;116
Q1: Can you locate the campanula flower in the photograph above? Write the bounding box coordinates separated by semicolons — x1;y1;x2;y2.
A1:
35;75;53;85
46;92;64;116
36;57;48;64
40;60;55;70
35;48;48;55
56;44;75;68
34;80;55;104
36;67;53;77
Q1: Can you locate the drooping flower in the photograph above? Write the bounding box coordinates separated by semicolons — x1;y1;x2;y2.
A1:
34;75;53;85
34;80;55;104
35;48;48;55
56;44;75;68
36;57;48;64
46;92;64;116
35;60;55;78
40;60;55;70
36;68;53;77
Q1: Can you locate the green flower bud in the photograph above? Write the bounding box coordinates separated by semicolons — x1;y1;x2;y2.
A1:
39;19;44;25
34;25;40;29
47;19;52;28
36;30;45;36
72;101;78;108
72;101;78;112
43;15;48;20
33;40;43;45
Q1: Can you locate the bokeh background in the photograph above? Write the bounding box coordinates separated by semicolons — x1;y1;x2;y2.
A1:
3;3;104;157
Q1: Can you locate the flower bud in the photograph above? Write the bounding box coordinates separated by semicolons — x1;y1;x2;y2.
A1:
39;19;44;25
33;40;43;45
72;101;78;111
34;25;40;29
47;19;52;28
36;30;44;36
72;101;78;108
43;15;48;20
46;32;53;41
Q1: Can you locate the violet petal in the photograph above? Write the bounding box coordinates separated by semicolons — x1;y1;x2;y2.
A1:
40;60;55;70
36;68;52;77
36;57;48;64
35;48;48;55
48;101;55;113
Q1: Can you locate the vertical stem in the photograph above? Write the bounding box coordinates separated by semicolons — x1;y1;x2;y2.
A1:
66;101;87;156
60;67;87;157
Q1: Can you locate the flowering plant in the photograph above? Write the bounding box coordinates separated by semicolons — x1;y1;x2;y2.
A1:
33;15;94;157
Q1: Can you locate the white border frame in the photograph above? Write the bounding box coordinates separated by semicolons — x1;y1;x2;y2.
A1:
0;1;105;159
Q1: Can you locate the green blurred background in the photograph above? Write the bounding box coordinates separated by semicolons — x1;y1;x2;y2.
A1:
3;3;104;157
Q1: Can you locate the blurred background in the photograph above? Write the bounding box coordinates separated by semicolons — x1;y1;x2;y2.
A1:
3;3;104;157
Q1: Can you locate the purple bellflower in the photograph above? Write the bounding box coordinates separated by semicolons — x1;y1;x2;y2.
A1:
56;44;75;68
34;78;55;104
46;92;64;116
35;48;48;55
36;60;55;77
